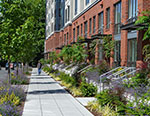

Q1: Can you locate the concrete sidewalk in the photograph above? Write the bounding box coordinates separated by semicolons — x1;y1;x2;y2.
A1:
22;68;93;116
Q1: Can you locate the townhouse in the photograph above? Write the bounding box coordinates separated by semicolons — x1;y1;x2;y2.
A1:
45;0;150;68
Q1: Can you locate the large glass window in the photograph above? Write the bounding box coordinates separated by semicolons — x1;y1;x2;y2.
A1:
86;0;90;5
98;12;103;34
128;0;138;22
114;41;121;67
89;18;92;34
114;2;121;34
73;28;76;42
127;38;137;67
106;8;110;29
75;0;78;15
64;34;66;45
67;32;69;45
84;21;88;38
77;26;80;38
68;6;70;21
65;9;67;23
93;16;96;33
81;24;83;36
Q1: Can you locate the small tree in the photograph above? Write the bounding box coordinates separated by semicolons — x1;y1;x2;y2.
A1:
135;11;150;66
102;36;114;63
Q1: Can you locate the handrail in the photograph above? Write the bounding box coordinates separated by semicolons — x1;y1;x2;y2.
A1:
110;67;136;79
99;66;125;78
77;64;92;74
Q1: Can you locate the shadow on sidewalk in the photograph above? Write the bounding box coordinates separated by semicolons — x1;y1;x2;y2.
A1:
28;89;68;95
30;82;57;85
30;77;50;79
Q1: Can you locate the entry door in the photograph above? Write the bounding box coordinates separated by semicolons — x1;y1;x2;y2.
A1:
114;41;121;67
127;38;137;67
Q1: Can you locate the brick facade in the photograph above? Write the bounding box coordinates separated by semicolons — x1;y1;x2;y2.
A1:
45;0;150;68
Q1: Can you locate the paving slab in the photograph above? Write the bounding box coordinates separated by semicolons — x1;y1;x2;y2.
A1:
22;68;93;116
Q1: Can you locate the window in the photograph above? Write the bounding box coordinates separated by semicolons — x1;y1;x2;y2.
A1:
73;28;76;42
93;16;96;33
75;0;78;15
64;34;66;45
127;38;137;67
86;0;90;5
77;26;80;38
89;18;92;34
106;8;110;29
67;33;69;45
98;12;104;34
114;2;121;34
65;9;67;23
68;6;70;21
128;0;138;21
81;24;83;36
114;41;121;67
84;21;88;37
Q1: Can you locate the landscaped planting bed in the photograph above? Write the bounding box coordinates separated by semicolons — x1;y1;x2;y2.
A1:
0;68;31;116
43;63;150;116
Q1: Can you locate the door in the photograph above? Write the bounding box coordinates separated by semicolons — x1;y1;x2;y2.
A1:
127;38;137;67
114;41;121;67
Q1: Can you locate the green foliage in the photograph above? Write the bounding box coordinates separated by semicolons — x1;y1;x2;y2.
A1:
143;44;150;62
135;11;150;62
0;0;45;63
59;72;77;86
42;66;54;74
135;11;150;40
102;36;114;61
87;101;119;116
96;60;110;75
121;91;150;115
49;51;58;65
0;92;20;106
96;88;126;114
70;87;83;97
59;43;87;64
123;72;149;88
80;82;97;97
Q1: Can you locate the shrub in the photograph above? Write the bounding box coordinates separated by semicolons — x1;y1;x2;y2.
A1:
61;81;72;88
96;60;110;75
70;87;82;97
59;72;77;86
43;66;54;73
0;102;21;116
123;91;150;116
0;92;20;106
0;84;25;116
96;87;126;114
25;71;30;75
87;101;119;116
80;82;97;97
11;70;29;85
0;85;26;103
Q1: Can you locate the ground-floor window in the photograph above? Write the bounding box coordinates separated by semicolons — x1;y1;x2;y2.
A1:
127;38;137;67
99;45;103;61
114;41;121;67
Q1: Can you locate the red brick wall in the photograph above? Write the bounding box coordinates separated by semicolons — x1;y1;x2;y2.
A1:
45;0;150;68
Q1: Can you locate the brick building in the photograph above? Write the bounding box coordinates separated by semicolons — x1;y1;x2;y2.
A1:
45;0;150;68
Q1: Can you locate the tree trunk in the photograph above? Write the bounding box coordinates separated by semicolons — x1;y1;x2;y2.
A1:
27;62;29;72
23;63;25;73
16;62;19;78
8;58;11;84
